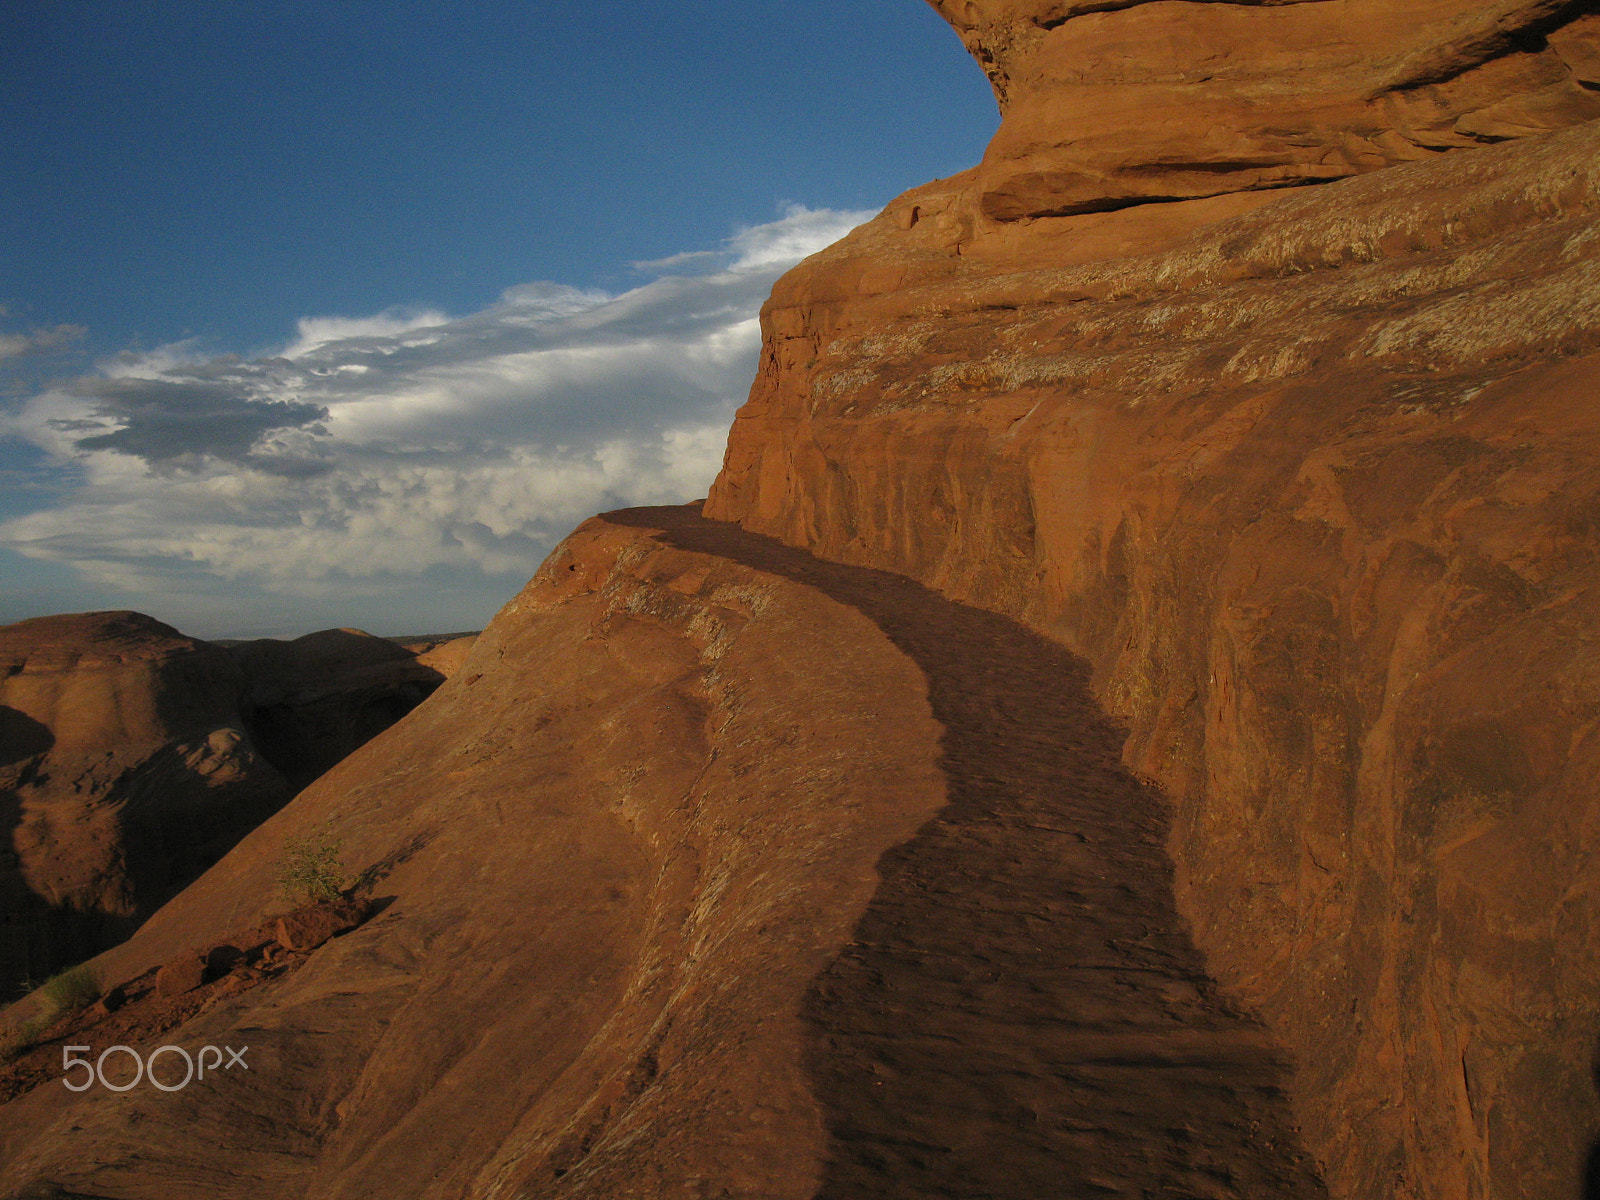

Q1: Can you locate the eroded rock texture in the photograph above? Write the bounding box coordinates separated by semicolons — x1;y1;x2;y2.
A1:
0;510;1335;1199
929;0;1600;221
2;2;1598;1197
703;6;1600;1197
0;514;948;1198
0;613;460;993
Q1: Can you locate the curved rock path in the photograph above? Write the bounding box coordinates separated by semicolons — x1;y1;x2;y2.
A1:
614;505;1327;1200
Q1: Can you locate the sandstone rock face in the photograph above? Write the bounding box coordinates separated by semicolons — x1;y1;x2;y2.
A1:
2;5;1597;1197
926;0;1600;227
704;15;1600;1198
0;614;460;995
0;509;1341;1198
0;511;951;1198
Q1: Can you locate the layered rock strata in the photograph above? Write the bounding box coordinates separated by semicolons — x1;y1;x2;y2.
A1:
927;0;1600;225
705;11;1600;1196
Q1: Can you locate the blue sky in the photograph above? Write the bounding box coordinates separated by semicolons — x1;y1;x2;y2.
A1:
0;1;995;637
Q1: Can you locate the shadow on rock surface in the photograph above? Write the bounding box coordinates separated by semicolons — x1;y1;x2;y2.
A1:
0;709;134;997
611;504;1328;1200
0;709;52;769
1583;1060;1600;1200
229;629;448;791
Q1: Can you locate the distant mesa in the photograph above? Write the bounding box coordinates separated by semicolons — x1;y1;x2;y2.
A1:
0;610;477;996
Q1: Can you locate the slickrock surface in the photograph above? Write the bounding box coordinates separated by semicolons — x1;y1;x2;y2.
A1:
6;3;1600;1196
0;898;377;1107
705;8;1600;1198
623;509;1326;1200
0;614;461;994
0;508;1327;1199
403;633;479;680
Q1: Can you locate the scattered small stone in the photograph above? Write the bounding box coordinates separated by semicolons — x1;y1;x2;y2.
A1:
154;952;206;997
274;897;371;952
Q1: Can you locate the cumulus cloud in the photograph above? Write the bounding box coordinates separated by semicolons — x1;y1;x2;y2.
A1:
0;205;872;612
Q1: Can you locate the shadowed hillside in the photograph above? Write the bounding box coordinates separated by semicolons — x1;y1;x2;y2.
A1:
0;614;472;995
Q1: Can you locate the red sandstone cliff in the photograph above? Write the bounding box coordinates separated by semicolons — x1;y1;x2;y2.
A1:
705;4;1600;1197
1;3;1598;1197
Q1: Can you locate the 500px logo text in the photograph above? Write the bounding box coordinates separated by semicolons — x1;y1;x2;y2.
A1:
61;1044;249;1092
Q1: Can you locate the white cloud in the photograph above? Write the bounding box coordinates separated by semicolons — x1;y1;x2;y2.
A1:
629;204;870;277
629;249;723;274
0;323;85;362
727;203;870;270
281;307;452;359
0;205;873;611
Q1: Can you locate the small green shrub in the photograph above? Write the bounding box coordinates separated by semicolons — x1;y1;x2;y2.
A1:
0;964;98;1063
276;823;348;905
39;963;100;1017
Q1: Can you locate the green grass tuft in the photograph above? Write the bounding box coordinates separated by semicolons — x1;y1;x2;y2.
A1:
0;963;100;1063
276;822;349;905
40;963;100;1018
